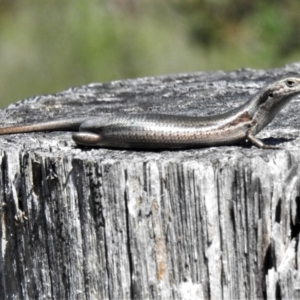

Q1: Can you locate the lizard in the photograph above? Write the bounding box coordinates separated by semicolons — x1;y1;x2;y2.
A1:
0;77;299;150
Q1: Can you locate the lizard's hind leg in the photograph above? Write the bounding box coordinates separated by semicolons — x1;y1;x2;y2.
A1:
72;132;103;147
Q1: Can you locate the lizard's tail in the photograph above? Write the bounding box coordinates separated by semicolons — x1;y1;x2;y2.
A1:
0;118;86;135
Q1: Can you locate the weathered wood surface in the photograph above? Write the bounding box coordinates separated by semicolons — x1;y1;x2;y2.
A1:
1;63;300;299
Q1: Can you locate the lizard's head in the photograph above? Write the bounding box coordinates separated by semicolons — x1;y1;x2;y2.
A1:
252;77;300;134
255;77;300;113
268;77;300;99
261;77;300;108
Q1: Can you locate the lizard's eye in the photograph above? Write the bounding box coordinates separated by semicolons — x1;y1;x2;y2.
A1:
268;92;273;98
286;80;296;87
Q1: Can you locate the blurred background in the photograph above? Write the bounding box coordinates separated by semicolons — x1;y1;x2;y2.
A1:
0;0;300;107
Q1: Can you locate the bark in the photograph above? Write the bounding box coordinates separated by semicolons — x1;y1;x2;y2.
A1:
1;63;300;299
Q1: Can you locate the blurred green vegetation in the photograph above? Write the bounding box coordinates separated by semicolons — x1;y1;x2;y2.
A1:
0;0;300;107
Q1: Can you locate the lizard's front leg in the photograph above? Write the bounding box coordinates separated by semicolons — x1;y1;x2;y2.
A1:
246;123;279;149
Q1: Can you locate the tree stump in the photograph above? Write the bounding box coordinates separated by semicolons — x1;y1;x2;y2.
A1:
1;63;300;299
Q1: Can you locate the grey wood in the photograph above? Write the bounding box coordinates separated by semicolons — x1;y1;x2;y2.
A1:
1;63;300;299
